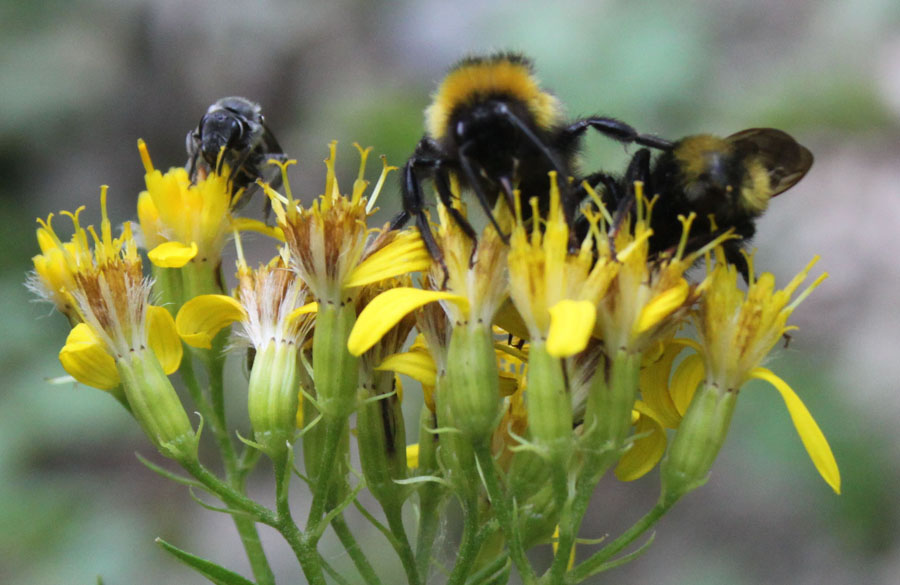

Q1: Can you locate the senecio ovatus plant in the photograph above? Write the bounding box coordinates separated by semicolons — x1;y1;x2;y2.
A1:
28;136;839;585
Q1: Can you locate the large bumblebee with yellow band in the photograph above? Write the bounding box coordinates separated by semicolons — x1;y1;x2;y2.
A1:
581;128;814;280
391;51;672;262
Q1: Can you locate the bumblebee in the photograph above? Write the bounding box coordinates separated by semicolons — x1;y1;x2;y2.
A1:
391;52;672;261
582;128;813;280
186;96;287;209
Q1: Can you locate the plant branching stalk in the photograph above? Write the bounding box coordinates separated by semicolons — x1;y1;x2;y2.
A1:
473;441;537;585
446;493;484;585
546;350;641;584
384;506;420;585
565;498;674;584
331;513;384;585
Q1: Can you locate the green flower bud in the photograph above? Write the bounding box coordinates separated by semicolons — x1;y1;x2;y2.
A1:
357;372;408;509
248;341;300;455
526;342;573;463
660;383;737;505
443;324;500;440
313;300;359;419
117;349;197;462
583;349;641;461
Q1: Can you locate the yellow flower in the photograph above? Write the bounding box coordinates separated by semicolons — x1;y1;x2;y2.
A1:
30;188;182;382
176;243;314;352
591;188;704;356
137;140;264;269
628;257;839;495
696;252;826;392
29;189;193;459
268;142;430;304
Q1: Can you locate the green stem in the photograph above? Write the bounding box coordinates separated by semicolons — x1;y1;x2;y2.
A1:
306;415;346;534
331;513;383;585
232;515;275;585
274;449;328;585
186;344;273;583
180;459;276;526
465;553;509;585
178;353;208;412
414;487;442;579
544;456;609;584
203;333;229;432
473;441;536;585
384;507;420;585
446;495;483;585
565;498;674;584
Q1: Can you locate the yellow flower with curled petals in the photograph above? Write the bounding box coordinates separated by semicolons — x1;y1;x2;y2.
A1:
29;189;193;459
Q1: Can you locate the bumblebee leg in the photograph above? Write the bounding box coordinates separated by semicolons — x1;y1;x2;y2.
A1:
458;142;509;242
495;103;572;219
398;156;448;283
433;165;478;242
560;117;673;151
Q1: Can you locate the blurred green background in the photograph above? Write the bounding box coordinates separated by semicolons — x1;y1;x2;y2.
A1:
3;0;899;583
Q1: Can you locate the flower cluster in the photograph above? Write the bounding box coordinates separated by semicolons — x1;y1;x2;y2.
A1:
28;136;838;585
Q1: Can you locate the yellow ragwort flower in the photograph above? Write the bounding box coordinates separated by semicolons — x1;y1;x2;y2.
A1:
268;142;430;305
29;188;193;459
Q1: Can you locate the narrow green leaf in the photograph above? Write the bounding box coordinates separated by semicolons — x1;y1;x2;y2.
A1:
156;538;256;585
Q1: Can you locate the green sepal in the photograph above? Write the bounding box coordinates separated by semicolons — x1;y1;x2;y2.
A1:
155;537;255;585
247;341;300;457
443;323;500;440
117;350;198;463
660;382;737;504
356;372;409;512
525;342;573;464
150;264;184;317
312;300;359;419
581;349;641;466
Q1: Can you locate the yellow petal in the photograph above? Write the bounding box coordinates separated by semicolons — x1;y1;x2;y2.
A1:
345;231;431;288
636;278;690;333
287;301;318;324
546;299;596;357
640;342;686;429
498;371;520;396
58;323;120;390
493;298;531;341
348;288;468;356
176;294;246;349
232;217;285;242
670;353;705;417
148;241;199;268
376;349;437;387
751;367;841;494
146;305;183;375
406;443;419;469
615;402;667;481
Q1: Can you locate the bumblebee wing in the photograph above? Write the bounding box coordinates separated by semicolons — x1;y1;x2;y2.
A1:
727;128;813;197
259;118;285;155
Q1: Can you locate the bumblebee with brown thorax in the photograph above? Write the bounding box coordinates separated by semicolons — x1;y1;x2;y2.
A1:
582;128;813;281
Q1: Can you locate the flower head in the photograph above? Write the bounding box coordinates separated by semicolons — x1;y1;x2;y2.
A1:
29;188;193;459
136;140;246;270
269;142;429;304
695;252;827;391
30;187;173;366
